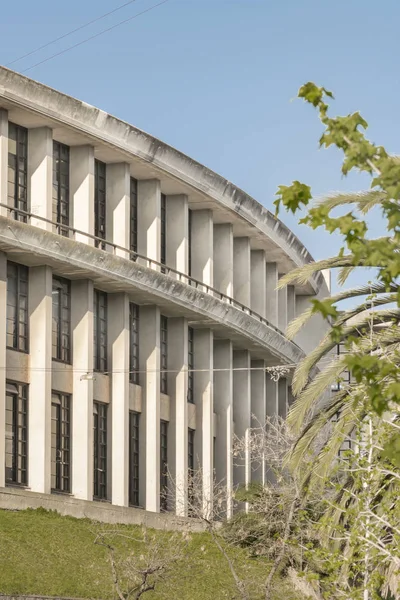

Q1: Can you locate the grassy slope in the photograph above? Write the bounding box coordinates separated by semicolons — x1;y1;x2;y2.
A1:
0;508;297;600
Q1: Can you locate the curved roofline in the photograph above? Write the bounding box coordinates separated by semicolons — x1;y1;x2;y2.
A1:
0;66;328;296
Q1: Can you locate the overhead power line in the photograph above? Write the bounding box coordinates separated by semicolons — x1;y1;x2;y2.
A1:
6;0;141;67
21;0;170;74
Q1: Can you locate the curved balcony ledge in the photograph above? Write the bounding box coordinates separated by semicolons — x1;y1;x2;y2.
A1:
0;216;305;366
0;67;328;297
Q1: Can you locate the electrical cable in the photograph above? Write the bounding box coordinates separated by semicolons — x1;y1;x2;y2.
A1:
21;0;170;74
6;0;142;67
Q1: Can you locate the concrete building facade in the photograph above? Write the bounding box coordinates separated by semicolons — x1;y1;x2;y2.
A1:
0;67;329;518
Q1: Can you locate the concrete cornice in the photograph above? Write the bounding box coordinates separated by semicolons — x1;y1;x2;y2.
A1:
0;67;328;296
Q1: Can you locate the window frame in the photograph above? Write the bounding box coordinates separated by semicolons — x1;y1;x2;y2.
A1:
94;159;106;249
52;141;70;236
129;303;139;385
93;401;108;500
187;327;194;404
160;193;166;271
129;411;140;507
5;380;28;486
7;261;29;353
130;177;138;257
160;419;168;511
51;391;71;493
93;290;108;372
8;122;28;222
160;315;168;394
52;276;71;363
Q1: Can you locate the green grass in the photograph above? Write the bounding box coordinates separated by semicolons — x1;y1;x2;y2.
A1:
0;508;297;599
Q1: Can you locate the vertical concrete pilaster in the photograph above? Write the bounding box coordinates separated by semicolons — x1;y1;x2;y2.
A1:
167;318;188;516
28;127;53;230
278;282;288;333
71;280;94;500
251;359;266;483
0;110;8;217
233;350;251;490
109;293;130;507
233;237;251;306
287;285;296;326
214;224;233;297
166;194;188;276
214;339;233;518
251;250;266;318
0;253;7;487
70;146;95;244
190;210;213;286
106;163;130;259
137;180;161;265
193;329;214;517
266;263;278;326
29;266;52;493
139;305;161;512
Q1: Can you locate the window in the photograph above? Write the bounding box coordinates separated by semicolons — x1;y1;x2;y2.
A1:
188;209;192;277
160;420;168;511
129;411;140;506
188;428;195;508
7;261;28;352
51;392;71;493
8;122;28;222
160;193;166;272
52;277;71;363
187;327;194;403
129;303;139;384
160;315;168;394
94;290;107;372
130;177;138;257
52;141;70;236
93;401;107;500
5;381;28;485
94;160;106;249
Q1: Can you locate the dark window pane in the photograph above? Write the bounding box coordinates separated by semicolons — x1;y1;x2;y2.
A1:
8;123;28;222
160;316;168;394
129;411;140;506
93;401;107;499
51;392;71;493
93;290;107;372
130;177;138;257
5;381;28;485
52;277;71;363
160;420;168;511
129;303;139;384
52;141;70;236
7;262;29;352
160;193;166;271
94;160;106;249
188;327;194;404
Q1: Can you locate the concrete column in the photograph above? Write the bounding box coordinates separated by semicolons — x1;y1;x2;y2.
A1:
71;280;94;500
278;281;288;333
190;210;213;287
251;359;266;483
214;224;233;297
167;318;188;516
251;250;266;318
278;378;288;419
70;146;95;244
28;127;53;231
233;237;251;306
233;350;251;489
0;110;8;217
109;293;130;507
287;285;296;326
193;329;214;517
166;195;188;277
137;180;161;266
266;374;279;418
214;339;233;518
0;253;6;486
28;266;52;493
106;163;130;259
139;305;161;512
266;263;278;326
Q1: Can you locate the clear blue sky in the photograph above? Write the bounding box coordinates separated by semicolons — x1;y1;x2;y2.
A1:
2;0;398;294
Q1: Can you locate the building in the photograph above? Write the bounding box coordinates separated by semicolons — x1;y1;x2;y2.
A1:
0;67;329;520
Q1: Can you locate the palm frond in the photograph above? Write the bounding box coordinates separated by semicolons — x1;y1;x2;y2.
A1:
278;255;354;289
313;190;386;213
